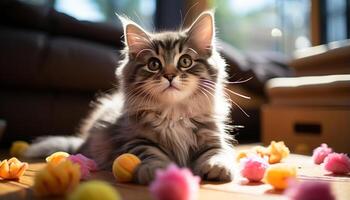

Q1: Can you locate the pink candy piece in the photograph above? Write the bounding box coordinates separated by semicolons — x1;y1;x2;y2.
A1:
68;154;98;179
240;156;268;182
312;143;333;164
285;181;335;200
323;153;350;174
150;164;200;200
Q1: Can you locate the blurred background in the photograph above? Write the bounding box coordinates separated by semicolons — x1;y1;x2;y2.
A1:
0;0;349;153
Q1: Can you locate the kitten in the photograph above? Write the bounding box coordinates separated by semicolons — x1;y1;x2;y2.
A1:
25;11;236;184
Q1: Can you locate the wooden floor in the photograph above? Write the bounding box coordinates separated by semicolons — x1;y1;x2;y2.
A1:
1;145;349;200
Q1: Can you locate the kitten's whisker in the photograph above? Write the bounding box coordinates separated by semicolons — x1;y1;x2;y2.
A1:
198;87;211;104
202;79;251;100
201;82;231;100
225;77;253;84
200;81;250;117
199;84;215;99
228;98;250;117
223;88;251;100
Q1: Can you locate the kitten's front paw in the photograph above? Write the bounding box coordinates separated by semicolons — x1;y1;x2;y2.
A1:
195;157;235;182
133;162;166;185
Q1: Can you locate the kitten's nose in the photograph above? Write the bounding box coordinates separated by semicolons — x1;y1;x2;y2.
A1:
164;74;175;82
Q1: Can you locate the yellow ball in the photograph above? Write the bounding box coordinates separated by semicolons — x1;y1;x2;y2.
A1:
46;151;70;165
10;141;29;157
265;164;296;190
34;160;81;197
68;181;121;200
112;153;141;182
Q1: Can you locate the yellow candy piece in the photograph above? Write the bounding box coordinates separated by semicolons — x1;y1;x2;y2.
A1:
0;157;28;180
264;164;296;190
112;153;141;182
10;141;29;157
236;150;249;162
252;146;269;157
34;160;81;197
267;141;290;164
46;152;70;165
68;180;121;200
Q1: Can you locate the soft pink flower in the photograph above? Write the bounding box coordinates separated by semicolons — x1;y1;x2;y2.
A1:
312;143;333;164
285;181;335;200
323;153;350;174
150;164;200;200
68;154;98;179
240;156;268;182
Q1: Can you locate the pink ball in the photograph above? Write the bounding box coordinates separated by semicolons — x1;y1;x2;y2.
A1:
312;143;333;164
68;154;98;179
323;153;350;174
240;156;268;182
285;181;335;200
150;164;200;200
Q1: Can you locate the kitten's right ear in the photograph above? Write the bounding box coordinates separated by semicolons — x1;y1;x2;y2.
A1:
117;14;151;56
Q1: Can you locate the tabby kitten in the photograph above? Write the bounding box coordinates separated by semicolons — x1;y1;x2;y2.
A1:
25;11;236;184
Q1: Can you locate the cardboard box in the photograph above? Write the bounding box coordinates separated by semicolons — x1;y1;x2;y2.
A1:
262;105;350;154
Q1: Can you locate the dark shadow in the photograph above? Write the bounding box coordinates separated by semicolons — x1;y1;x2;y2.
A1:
324;173;350;178
200;180;232;185
264;188;284;195
241;181;264;186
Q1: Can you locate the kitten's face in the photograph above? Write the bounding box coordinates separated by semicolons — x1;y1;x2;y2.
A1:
120;12;218;106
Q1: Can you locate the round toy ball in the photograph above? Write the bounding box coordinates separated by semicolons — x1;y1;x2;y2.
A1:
150;164;200;200
265;164;296;190
10;141;29;157
112;153;141;182
312;143;333;164
323;153;350;174
285;181;335;200
46;151;70;165
68;181;121;200
240;156;268;182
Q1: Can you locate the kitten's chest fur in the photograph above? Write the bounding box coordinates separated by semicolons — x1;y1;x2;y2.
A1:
138;107;212;166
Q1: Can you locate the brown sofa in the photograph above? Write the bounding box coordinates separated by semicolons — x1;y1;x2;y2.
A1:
0;1;123;145
0;1;290;146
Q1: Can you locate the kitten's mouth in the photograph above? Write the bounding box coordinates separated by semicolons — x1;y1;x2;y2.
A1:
163;85;180;92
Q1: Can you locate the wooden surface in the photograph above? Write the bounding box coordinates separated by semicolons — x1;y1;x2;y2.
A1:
1;145;350;200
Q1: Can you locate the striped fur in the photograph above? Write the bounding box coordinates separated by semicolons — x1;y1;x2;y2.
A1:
27;11;236;184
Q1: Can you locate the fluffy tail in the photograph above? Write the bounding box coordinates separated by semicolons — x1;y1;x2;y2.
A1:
24;136;84;158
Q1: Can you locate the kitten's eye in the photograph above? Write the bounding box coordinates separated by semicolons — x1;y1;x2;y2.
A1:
178;54;192;69
147;58;162;72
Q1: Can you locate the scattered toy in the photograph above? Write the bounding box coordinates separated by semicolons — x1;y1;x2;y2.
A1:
323;153;350;174
9;141;29;157
265;163;296;190
68;180;121;200
285;181;335;200
46;151;70;165
240;156;268;182
68;154;98;180
33;160;81;197
150;164;200;200
312;143;333;164
0;157;28;180
112;153;141;182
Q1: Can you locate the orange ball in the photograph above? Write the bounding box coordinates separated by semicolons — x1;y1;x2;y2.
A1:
265;164;296;190
112;153;141;183
46;152;70;165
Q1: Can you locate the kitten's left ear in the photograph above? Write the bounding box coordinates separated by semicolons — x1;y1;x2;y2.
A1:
186;11;215;55
117;14;151;57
